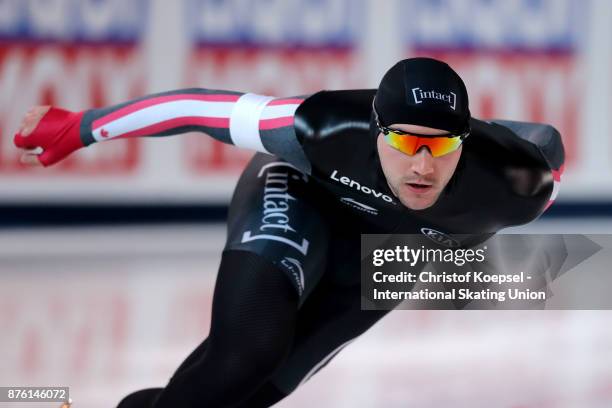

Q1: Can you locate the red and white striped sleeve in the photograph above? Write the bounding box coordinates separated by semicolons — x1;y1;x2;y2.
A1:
81;89;312;173
544;163;564;211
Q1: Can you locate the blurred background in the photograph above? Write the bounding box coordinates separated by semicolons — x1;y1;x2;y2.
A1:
0;0;611;407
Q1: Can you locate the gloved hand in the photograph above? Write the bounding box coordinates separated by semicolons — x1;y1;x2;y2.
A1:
14;106;85;167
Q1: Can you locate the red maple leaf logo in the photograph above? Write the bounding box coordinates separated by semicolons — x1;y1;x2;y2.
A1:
100;128;109;138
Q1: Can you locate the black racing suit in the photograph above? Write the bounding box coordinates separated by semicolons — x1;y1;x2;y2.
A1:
95;89;564;407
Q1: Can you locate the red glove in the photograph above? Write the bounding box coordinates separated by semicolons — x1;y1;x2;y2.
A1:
14;107;85;167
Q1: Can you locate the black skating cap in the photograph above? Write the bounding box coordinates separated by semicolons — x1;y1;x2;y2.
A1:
374;57;470;134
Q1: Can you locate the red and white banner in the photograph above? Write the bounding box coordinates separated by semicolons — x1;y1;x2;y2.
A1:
0;0;609;203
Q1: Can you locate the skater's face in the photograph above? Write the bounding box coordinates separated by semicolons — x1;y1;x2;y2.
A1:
377;124;462;210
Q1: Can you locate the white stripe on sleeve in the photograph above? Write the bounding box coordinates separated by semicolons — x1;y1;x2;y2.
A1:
91;100;235;141
550;180;561;201
229;93;274;153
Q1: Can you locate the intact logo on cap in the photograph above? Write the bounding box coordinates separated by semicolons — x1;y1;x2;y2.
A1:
412;87;456;110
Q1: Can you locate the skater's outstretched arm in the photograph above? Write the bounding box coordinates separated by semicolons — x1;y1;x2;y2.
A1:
13;89;310;171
